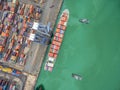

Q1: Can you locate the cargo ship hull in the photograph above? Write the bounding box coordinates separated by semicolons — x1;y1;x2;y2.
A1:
44;9;69;72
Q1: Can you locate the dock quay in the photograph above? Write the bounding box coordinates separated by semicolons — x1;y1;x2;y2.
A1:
0;0;63;90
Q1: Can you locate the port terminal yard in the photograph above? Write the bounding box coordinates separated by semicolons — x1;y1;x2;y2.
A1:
0;0;63;89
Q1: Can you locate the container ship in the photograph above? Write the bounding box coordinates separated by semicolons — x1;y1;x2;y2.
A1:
44;9;69;72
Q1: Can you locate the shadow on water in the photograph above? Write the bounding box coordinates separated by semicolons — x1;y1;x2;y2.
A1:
36;84;45;90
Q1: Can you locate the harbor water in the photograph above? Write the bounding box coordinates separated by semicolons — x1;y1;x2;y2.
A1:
36;0;120;90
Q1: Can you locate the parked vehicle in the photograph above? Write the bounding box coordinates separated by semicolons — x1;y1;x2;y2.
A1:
19;51;26;65
10;50;19;62
17;35;23;44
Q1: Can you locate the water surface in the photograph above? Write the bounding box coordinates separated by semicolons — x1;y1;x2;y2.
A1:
36;0;120;90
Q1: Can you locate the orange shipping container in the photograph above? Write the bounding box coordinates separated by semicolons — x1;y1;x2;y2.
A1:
53;53;57;58
53;36;62;43
48;52;54;57
57;24;61;29
1;32;9;37
62;25;66;30
50;44;60;50
61;17;67;21
57;24;66;30
59;21;65;26
50;48;58;54
56;28;60;33
0;46;4;52
52;41;61;46
55;33;64;38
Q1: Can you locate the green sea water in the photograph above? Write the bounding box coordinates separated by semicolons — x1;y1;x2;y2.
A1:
35;0;120;90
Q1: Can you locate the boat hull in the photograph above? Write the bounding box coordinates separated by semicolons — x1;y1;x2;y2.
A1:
44;9;69;72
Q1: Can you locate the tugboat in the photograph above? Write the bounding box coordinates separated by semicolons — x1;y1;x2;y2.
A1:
44;9;69;72
36;84;45;90
79;18;89;24
72;73;82;80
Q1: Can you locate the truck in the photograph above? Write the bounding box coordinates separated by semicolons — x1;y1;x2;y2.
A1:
18;50;26;65
10;44;21;62
10;50;19;62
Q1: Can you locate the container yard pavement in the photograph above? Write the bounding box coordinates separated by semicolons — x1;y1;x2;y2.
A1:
24;43;47;75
